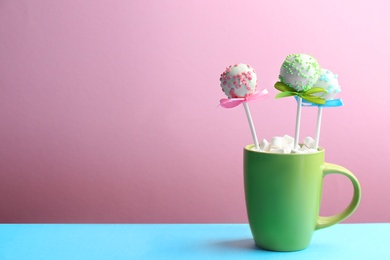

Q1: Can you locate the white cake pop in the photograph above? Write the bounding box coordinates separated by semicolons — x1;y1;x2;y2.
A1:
279;54;321;91
220;63;257;98
315;69;341;100
313;69;342;150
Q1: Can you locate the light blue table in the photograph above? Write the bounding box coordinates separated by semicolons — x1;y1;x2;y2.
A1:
0;223;388;259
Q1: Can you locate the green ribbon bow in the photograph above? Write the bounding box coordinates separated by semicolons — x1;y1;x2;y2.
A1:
274;82;327;105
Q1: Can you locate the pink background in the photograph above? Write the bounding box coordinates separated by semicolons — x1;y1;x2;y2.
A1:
1;0;389;223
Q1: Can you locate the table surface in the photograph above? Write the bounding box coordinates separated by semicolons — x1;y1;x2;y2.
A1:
0;223;388;259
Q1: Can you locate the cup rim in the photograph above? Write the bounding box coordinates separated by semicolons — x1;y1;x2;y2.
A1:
244;144;324;156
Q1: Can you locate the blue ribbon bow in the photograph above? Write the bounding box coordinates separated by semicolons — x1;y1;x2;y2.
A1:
295;96;344;107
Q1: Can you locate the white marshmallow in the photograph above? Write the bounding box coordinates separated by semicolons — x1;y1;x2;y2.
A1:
303;136;316;149
283;135;295;148
295;144;318;154
259;138;270;152
258;135;318;154
270;147;292;154
270;136;288;149
292;149;302;154
292;145;308;153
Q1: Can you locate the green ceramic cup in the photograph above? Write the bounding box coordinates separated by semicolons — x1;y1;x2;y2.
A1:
244;145;361;252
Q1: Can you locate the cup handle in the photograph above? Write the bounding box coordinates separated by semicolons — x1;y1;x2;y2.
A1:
315;162;361;230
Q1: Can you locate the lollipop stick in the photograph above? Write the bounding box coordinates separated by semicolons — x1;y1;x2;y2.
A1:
314;106;323;150
242;101;260;150
294;97;303;150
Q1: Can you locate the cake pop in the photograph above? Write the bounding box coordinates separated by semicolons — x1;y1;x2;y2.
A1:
279;53;321;91
219;63;268;151
312;68;343;149
220;63;257;98
315;69;341;100
277;54;322;150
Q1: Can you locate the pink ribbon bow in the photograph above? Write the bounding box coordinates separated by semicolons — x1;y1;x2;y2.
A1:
219;89;269;108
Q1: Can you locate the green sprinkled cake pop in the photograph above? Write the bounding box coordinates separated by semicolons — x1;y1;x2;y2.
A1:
279;54;321;91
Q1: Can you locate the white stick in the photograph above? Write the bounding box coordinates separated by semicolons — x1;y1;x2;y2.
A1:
314;106;323;150
294;97;303;150
242;102;260;151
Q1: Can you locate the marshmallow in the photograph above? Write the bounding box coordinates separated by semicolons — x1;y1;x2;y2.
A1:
283;135;294;148
292;146;308;154
303;136;316;149
259;138;270;152
270;136;288;149
270;147;292;154
254;136;318;154
268;136;292;153
293;144;318;154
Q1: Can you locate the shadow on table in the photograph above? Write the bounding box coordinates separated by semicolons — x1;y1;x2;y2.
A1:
211;238;282;255
210;238;317;255
211;238;338;256
214;238;257;251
